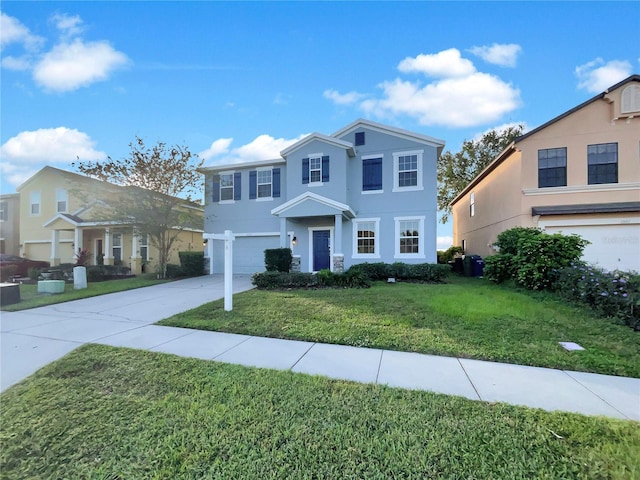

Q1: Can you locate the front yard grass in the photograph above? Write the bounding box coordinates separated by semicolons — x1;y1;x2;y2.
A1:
1;344;638;479
1;276;169;311
159;276;640;377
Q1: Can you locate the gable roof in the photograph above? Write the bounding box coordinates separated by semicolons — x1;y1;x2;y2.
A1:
332;118;446;153
198;158;285;173
271;191;355;219
450;74;640;207
280;133;355;158
16;165;114;193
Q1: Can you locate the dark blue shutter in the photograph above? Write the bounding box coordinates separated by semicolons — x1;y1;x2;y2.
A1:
272;168;281;197
321;156;329;182
212;174;220;202
234;172;242;200
302;158;309;184
249;171;257;199
355;132;365;146
363;158;382;191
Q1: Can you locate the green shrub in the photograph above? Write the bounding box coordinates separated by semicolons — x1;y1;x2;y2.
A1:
86;266;104;282
494;227;542;255
437;246;464;264
347;262;449;283
252;271;317;289
179;251;205;277
484;254;516;284
165;264;185;278
406;263;450;282
554;262;640;330
347;262;389;280
316;269;334;287
264;248;292;272
1;264;17;282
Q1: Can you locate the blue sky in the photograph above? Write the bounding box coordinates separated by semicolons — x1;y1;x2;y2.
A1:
1;1;639;248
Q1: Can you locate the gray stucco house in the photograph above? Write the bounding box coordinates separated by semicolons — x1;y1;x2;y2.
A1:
201;119;445;274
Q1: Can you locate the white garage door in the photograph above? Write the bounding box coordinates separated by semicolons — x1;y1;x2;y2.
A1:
544;224;639;272
231;235;281;274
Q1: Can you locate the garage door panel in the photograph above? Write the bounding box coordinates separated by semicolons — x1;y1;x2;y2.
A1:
233;236;281;274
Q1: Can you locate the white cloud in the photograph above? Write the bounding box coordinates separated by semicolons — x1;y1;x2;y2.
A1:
575;58;632;93
201;133;309;165
0;12;45;52
323;89;366;105
398;49;476;77
437;236;453;250
1;55;31;70
51;13;85;39
362;73;520;128
468;43;522;67
0;127;107;188
33;38;129;92
198;138;233;160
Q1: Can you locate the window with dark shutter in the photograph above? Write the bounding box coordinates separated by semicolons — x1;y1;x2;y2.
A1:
273;168;281;197
302;158;310;184
249;171;257;199
321;156;329;182
362;157;382;191
234;172;242;200
212;174;220;202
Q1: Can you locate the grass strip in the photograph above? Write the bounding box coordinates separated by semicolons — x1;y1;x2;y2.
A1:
158;277;640;377
1;344;638;479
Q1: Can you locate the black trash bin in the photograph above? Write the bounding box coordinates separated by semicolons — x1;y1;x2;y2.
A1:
472;256;484;277
462;255;474;277
453;257;464;274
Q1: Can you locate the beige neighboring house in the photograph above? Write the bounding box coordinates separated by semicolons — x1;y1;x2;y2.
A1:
15;166;204;274
452;75;640;272
0;193;20;255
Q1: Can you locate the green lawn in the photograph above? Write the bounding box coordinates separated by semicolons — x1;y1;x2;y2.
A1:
1;276;168;311
159;276;640;377
1;345;637;479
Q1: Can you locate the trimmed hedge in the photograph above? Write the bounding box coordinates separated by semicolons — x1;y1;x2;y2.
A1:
348;262;450;283
86;265;132;282
179;251;205;277
264;248;292;272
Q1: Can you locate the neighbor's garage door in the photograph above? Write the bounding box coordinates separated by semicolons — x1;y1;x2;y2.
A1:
232;235;281;274
544;224;639;272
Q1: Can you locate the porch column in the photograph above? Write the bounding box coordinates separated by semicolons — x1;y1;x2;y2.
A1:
333;214;344;273
50;230;61;266
103;228;113;266
130;230;141;275
74;228;83;254
207;239;214;274
279;217;288;248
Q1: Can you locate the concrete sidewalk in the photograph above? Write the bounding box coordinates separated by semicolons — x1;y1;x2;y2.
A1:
1;275;639;421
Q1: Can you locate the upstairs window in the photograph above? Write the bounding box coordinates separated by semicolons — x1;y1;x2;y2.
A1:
393;150;423;191
362;156;382;192
588;143;618;184
538;148;567;188
0;201;7;221
56;188;68;213
212;172;241;202
30;191;40;215
250;168;280;200
355;132;365;146
257;169;272;198
302;155;329;185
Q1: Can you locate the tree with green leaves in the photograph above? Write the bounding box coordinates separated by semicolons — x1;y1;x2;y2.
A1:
437;124;524;223
73;137;203;278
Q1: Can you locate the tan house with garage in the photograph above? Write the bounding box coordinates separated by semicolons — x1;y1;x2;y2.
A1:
15;166;204;274
452;75;640;272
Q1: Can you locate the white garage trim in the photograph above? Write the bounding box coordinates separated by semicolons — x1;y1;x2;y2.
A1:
538;216;640;228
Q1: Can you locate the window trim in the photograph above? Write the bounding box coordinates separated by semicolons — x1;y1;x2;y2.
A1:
392;150;423;192
394;216;425;259
56;188;68;213
30;191;41;216
308;153;323;187
256;167;273;201
219;170;235;204
352;217;381;259
361;154;384;194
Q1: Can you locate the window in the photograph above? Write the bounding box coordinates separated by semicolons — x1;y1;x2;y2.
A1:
393;150;423;191
394;216;425;258
220;173;234;201
139;234;148;261
353;218;380;258
0;201;6;221
355;132;365;146
588;143;618;184
56;188;68;213
470;192;475;217
538;148;567;188
362;155;382;192
257;169;272;198
112;233;122;263
302;155;329;185
30;191;40;215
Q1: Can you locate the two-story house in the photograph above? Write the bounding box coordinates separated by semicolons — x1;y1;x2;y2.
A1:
15;166;204;274
0;193;20;255
451;75;640;272
201;119;445;274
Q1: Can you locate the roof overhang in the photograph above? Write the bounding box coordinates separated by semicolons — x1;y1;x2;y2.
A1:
280;133;355;158
532;202;640;216
198;158;286;174
271;191;355;220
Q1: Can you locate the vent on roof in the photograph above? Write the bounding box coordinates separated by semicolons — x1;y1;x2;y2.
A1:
621;84;640;113
355;132;365;146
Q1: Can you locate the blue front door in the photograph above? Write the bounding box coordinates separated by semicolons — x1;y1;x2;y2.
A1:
312;230;331;271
